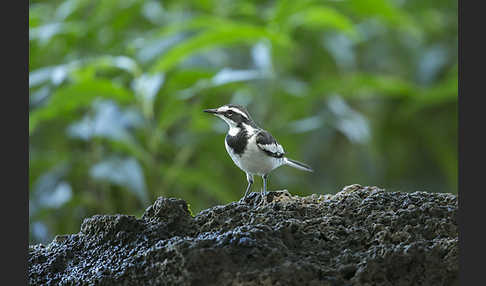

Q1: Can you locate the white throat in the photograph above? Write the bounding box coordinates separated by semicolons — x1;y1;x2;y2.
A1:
228;126;240;136
216;114;240;135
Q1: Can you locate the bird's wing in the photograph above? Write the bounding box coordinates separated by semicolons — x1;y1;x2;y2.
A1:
256;130;285;158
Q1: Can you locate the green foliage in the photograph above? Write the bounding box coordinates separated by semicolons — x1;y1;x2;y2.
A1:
29;0;457;244
152;23;291;72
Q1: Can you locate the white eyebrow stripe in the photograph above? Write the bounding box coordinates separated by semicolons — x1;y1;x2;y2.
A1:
227;107;248;119
218;106;229;112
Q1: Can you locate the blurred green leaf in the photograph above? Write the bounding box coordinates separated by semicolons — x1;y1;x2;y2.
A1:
312;73;417;98
348;0;416;29
416;67;458;105
151;25;290;72
288;6;357;38
30;80;134;134
155;16;244;38
271;0;314;25
90;157;149;204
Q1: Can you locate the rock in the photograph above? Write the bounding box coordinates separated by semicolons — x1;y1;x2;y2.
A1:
28;185;458;286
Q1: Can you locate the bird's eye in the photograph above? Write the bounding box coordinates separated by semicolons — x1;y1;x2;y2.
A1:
227;111;233;116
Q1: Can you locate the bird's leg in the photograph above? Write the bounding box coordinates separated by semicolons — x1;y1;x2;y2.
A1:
261;174;268;200
243;173;254;200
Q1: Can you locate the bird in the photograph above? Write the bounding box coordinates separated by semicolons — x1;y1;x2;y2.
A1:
204;104;313;202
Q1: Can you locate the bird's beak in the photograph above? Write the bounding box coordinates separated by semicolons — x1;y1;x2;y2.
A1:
203;108;219;115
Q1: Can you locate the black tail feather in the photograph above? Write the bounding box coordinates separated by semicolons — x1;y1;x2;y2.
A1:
284;158;313;172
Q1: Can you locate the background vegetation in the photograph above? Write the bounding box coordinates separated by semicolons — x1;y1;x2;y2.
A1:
29;0;457;244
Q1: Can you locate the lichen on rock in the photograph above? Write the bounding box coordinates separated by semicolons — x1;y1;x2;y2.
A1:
29;185;458;285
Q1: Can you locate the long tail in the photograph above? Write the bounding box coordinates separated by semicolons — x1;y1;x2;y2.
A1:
284;157;314;172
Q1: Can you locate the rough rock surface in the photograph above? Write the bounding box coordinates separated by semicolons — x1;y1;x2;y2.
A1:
29;185;458;286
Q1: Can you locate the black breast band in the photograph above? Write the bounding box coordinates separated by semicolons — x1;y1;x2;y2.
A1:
226;128;248;156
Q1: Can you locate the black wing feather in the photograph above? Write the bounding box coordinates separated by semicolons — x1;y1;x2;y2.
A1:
256;130;285;158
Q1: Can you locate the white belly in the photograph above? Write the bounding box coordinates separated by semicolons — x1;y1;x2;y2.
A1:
225;135;284;176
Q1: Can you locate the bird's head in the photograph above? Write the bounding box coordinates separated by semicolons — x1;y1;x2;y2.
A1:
204;104;256;129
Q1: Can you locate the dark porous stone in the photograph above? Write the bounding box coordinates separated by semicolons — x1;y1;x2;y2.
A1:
29;185;458;286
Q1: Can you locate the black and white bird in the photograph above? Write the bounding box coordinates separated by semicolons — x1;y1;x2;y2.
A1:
204;104;313;201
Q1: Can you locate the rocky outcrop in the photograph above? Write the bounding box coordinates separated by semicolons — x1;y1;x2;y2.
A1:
28;185;458;285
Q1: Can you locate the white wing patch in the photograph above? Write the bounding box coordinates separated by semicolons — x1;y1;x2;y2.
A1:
255;130;285;158
257;142;285;157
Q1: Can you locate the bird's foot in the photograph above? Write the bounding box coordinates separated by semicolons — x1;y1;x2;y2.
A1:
239;192;258;204
239;191;270;206
261;188;270;196
258;190;270;205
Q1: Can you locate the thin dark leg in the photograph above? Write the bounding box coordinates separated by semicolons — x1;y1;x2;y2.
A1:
261;174;268;200
243;173;253;200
